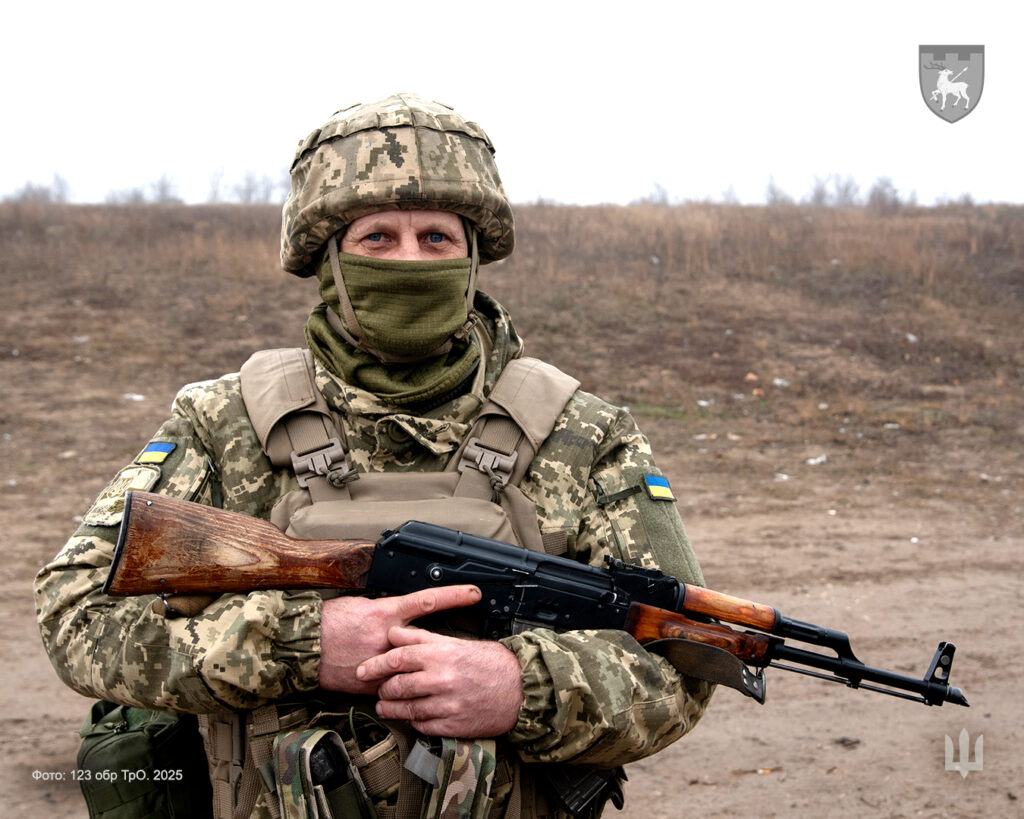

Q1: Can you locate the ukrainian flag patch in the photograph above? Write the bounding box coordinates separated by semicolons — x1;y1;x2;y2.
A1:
137;441;176;464
643;474;676;502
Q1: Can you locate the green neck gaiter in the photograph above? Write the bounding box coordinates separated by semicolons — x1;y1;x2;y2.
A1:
329;250;475;360
305;244;481;407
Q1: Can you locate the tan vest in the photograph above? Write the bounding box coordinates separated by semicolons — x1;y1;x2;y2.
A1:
240;348;579;555
199;350;583;819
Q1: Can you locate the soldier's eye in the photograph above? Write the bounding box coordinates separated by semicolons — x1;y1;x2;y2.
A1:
426;232;446;244
365;232;383;243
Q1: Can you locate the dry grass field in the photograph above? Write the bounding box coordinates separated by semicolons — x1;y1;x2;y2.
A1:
2;201;1022;817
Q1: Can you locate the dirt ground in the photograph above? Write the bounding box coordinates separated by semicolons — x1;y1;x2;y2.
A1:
2;203;1022;817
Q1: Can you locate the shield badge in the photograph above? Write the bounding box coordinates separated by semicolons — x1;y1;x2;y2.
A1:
920;45;984;123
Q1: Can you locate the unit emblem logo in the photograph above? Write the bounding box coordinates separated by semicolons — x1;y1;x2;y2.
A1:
920;45;984;123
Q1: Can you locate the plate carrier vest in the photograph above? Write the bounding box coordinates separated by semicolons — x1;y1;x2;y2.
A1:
198;349;601;819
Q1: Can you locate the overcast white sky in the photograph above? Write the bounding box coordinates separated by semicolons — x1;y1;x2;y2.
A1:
2;1;1019;206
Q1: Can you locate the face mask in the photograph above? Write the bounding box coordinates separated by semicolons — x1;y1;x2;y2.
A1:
319;236;476;362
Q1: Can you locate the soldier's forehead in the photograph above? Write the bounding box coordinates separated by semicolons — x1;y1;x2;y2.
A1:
348;210;463;229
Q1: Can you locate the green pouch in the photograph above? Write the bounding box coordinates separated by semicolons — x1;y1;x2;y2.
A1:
272;728;376;819
76;700;212;819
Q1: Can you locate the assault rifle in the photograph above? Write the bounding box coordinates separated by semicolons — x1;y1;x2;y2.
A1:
105;491;969;708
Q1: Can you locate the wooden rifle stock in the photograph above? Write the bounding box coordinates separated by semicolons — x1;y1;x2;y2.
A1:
104;491;377;596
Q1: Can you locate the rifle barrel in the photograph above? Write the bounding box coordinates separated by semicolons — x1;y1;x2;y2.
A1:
770;641;968;706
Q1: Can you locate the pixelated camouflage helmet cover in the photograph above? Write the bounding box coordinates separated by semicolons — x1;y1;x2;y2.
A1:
281;93;515;276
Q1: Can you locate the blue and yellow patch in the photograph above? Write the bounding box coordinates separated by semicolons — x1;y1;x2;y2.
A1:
136;441;176;465
643;474;676;502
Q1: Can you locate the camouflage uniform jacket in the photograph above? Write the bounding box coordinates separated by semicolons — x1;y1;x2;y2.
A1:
35;294;712;796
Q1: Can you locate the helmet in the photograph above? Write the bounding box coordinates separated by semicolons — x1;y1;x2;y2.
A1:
281;93;514;277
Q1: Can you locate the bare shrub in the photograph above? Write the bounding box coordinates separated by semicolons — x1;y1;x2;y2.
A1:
5;174;70;203
831;174;860;207
765;177;794;206
866;177;902;214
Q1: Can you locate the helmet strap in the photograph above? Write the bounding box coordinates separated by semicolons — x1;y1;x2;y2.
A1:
465;221;480;315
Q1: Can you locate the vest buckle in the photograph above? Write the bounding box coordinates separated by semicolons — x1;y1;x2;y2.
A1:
458;437;517;487
291;438;348;488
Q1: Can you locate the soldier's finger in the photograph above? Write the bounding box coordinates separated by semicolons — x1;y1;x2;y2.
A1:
386;625;442;647
387;585;481;625
356;643;425;682
377;669;434;701
375;695;453;724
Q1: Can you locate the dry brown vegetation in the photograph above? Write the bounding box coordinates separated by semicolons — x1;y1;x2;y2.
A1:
500;203;1022;430
4;201;1020;429
2;202;1022;816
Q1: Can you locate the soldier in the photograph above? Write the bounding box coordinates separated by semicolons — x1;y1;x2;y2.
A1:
35;93;714;818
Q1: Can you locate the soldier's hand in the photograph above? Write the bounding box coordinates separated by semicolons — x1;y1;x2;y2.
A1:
318;585;481;695
357;625;524;738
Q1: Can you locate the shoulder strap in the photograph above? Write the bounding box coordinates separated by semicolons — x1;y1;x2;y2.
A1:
452;358;579;554
240;348;352;495
453;357;580;482
485;357;581;453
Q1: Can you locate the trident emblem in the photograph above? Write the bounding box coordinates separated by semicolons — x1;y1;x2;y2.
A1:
945;728;983;778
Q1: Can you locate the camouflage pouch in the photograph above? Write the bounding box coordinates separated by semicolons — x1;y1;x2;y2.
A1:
333;709;402;812
272;728;377;819
76;700;212;818
414;738;497;819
